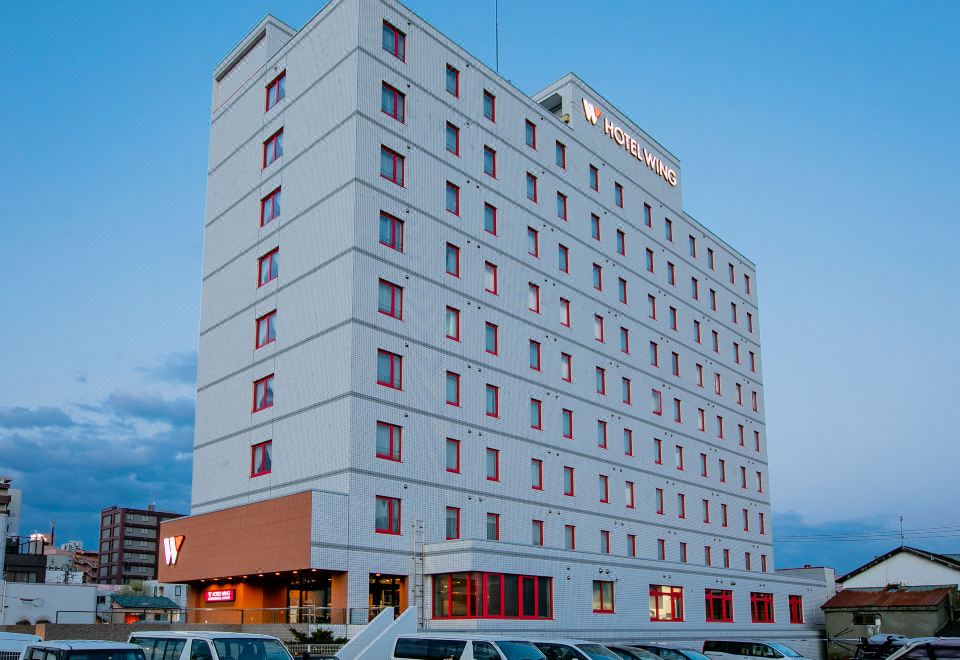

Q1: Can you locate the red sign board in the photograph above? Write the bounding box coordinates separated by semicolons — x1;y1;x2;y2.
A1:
204;589;236;603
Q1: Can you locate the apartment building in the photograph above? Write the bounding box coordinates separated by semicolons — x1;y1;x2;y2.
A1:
159;0;833;646
98;505;182;584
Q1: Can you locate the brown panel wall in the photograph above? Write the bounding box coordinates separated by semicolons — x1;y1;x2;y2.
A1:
158;491;312;582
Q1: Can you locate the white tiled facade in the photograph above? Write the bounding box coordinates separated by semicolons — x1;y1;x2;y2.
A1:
194;0;832;650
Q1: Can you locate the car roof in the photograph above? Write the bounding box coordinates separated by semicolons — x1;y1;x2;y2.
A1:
1;634;42;642
635;644;698;650
28;642;143;651
531;640;608;646
130;633;278;641
397;634;537;643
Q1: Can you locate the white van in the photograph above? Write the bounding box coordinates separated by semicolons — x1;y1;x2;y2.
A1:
392;634;547;660
127;632;292;660
19;641;146;660
1;633;42;658
702;641;813;660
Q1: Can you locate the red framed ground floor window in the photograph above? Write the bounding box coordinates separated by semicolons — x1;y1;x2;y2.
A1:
650;584;684;621
705;588;733;622
432;572;551;620
751;592;775;623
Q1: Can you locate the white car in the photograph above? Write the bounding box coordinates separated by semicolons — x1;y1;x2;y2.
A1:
392;634;547;660
883;638;960;660
20;641;146;660
702;641;813;660
531;639;623;660
128;632;292;660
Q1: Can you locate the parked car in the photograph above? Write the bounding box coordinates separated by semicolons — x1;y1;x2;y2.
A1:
531;640;622;660
630;644;711;660
702;641;812;660
19;641;146;660
392;635;547;660
883;638;960;660
128;632;292;660
1;633;42;657
606;647;662;660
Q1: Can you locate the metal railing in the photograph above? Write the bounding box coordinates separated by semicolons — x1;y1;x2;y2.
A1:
285;644;344;657
54;606;400;628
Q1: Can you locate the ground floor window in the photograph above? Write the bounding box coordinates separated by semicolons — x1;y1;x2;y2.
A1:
751;592;775;623
432;572;551;619
593;580;615;613
789;594;804;623
705;588;733;622
650;584;684;621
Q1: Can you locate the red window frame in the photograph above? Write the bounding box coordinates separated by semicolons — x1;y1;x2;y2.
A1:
561;408;573;439
593;263;603;290
445;243;460;277
446;506;460;540
484;261;498;294
255;310;277;349
381;81;405;122
379;279;403;320
483;89;496;121
375;495;401;535
597;420;608;448
382;21;405;61
483;145;497;178
705;589;734;623
252;374;274;412
260;186;281;226
665;218;674;241
616;228;626;255
658;538;666;560
596;367;606;395
563;466;575;496
648;294;657;319
377;349;403;390
446;181;460;215
655;488;664;515
689;234;698;257
529;282;541;313
614;182;623;207
673;397;682;423
485;321;499;355
486;447;500;481
446;122;460;156
628;534;637;557
431;572;552;620
703;498;711;523
555;140;566;168
649;585;685;622
376;421;402;462
600;530;611;554
531;458;543;490
646;248;655;273
380;211;404;252
446;371;461;406
624;428;634;456
484;202;498;235
265;71;285;112
528;227;540;257
445;306;460;341
622;377;632;405
644;203;653;227
751;592;775;623
486;512;500;540
530;398;542;430
561;353;572;382
626;481;635;508
529;339;542;370
620;326;630;354
558;244;569;272
789;595;804;624
533;519;544;546
564;525;575;549
445;64;459;97
526;172;538;202
380;145;404;185
262;128;283;168
525;119;537;149
595;314;605;342
652;388;663;415
560;298;571;327
618;277;628;304
557;191;567;220
589;164;599;191
258;247;278;286
591;213;601;240
445;437;461;473
485;384;500;418
250;440;272;477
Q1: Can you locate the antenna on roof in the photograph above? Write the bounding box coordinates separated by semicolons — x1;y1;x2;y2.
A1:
494;0;499;73
899;515;904;547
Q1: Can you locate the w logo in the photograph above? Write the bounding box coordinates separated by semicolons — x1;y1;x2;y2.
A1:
581;98;602;125
163;535;184;566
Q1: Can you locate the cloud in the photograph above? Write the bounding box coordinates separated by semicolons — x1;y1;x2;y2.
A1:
0;406;76;429
140;351;197;386
104;390;195;427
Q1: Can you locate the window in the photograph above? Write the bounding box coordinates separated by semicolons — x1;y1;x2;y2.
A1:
484;203;497;235
380;145;404;185
669;306;678;331
680;542;688;563
712;330;720;352
483;146;497;178
729;262;736;284
445;64;459;97
262;128;283;168
655;488;664;514
564;524;576;550
558;244;569;272
532;519;544;546
589;164;599;191
705;589;733;623
556;192;567;220
592;263;603;290
755;430;762;452
255;310;277;348
710;288;717;311
260;187;281;226
675;445;685;471
561;353;572;382
445;507;460;540
751;592;775;623
645;248;655;273
376;421;402;462
652;389;663;415
745;552;752;571
614;182;623;207
700;453;709;477
622;377;632;405
484;261;498;294
694;319;702;344
673;397;682;422
597;420;608;448
251;440;272;476
531;458;543;489
526;172;538;202
653;438;663;464
697;408;706;432
445;438;460;473
563;466;575;495
486;447;500;480
628;534;637;557
444;371;461;406
382;21;405;60
620;326;630;353
745;273;752;295
761;554;768;572
721;502;728;526
658;538;666;560
650;585;684;622
253;374;274;412
379;211;404;251
668;261;676;285
485;384;500;418
665;218;673;241
561;408;573;439
626;481;635;508
678;493;686;518
702;498;711;523
527;227;539;257
649;341;660;367
258;247;279;286
752;390;759;412
617;277;628;304
691;277;700;300
599;475;609;502
705;545;713;566
485;322;499;355
593;581;615;613
445;243;460;277
486;513;500;540
624;428;633;455
445;306;460;340
707;247;715;269
377;350;402;389
591;213;601;240
445;181;460;215
529;283;541;313
555;141;566;168
760;511;766;534
483;90;496;121
560;297;571;326
445;122;460;155
750;350;757;371
432;572;552;619
644;203;652;227
671;352;680;377
530;398;541;432
529;340;541;370
378;280;403;319
594;314;605;342
789;595;804;624
743;508;750;531
723;548;730;568
616;229;626;255
375;495;401;534
381;82;404;122
265;71;285;112
525;120;537;149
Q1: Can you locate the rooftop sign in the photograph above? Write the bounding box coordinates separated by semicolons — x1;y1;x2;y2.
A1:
581;98;677;187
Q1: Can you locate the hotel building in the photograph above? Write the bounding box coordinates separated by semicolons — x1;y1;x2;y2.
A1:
159;0;833;647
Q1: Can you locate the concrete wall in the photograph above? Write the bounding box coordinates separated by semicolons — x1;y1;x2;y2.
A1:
843;552;960;589
0;581;97;625
0;622;314;643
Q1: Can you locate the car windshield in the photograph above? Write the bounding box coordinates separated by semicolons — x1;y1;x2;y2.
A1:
496;642;548;660
67;652;145;660
578;645;622;660
765;645;800;658
212;639;292;660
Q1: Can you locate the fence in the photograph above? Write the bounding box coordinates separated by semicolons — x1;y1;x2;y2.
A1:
55;606;396;626
285;644;344;658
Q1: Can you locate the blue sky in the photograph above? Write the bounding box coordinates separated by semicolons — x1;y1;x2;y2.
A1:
1;0;958;575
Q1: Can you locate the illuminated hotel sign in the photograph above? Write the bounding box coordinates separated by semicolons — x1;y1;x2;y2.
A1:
204;589;236;603
581;98;678;187
162;535;184;566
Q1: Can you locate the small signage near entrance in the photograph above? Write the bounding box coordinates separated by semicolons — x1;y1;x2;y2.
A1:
204;589;236;603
